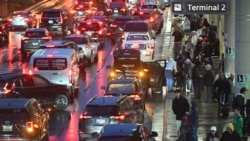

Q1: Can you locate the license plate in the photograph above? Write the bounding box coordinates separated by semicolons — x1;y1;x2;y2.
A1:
32;42;38;45
48;20;53;24
114;9;118;13
87;32;92;36
2;125;13;131
96;119;105;124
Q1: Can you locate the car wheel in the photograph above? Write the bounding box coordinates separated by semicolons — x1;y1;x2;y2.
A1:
54;94;69;110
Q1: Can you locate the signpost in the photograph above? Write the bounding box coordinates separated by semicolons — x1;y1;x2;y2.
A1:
171;0;229;14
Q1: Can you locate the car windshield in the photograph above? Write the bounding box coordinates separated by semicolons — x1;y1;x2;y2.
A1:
65;37;88;44
123;23;148;32
42;12;60;17
141;5;157;9
79;22;100;31
25;31;46;37
127;35;149;40
85;105;119;116
33;58;67;70
113;19;131;28
106;83;135;94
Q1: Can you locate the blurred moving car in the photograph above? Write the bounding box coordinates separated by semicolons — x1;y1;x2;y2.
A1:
8;11;37;31
0;98;50;141
0;73;73;110
21;28;52;58
65;34;99;65
98;123;158;141
79;95;143;140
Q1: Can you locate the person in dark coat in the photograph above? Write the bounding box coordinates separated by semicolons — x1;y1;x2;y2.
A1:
172;88;190;136
221;122;241;141
203;64;214;103
191;60;204;100
205;126;220;141
188;100;198;141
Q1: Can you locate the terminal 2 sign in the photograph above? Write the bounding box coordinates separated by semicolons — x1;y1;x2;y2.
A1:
171;0;229;14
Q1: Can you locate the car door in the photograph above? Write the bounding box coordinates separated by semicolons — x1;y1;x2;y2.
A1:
13;76;37;98
32;75;56;98
143;59;166;88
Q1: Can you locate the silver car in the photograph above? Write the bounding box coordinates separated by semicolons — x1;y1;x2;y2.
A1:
8;11;37;31
65;34;99;65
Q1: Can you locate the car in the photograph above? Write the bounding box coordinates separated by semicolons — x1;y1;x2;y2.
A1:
133;3;159;19
123;21;156;40
0;98;50;140
0;19;9;44
65;34;99;65
0;73;73;110
98;123;158;141
8;11;37;31
107;16;137;43
29;48;80;98
79;95;143;140
76;19;107;47
39;40;86;68
21;28;52;58
101;79;146;110
39;8;73;36
123;32;155;49
105;2;128;16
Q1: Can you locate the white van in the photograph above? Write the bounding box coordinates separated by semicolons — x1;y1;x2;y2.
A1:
29;48;80;93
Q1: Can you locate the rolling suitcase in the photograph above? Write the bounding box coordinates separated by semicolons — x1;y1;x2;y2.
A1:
218;92;230;118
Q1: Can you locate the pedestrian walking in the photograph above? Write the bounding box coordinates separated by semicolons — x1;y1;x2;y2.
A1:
172;27;184;58
232;107;244;138
203;64;214;103
172;88;190;136
227;73;235;110
188;100;198;141
165;56;178;92
205;126;220;141
191;60;204;100
232;87;247;120
221;122;241;141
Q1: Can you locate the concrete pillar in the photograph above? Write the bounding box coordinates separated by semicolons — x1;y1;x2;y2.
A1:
224;0;235;78
0;0;8;18
235;0;250;99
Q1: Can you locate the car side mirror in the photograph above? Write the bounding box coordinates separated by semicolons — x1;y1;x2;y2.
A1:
150;131;158;137
100;85;106;90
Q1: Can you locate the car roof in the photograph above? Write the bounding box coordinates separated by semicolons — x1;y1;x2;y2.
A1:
128;32;150;35
0;72;32;81
39;40;75;47
88;96;127;106
32;48;75;57
25;28;47;32
124;21;149;32
0;98;35;109
100;123;141;137
65;34;88;38
43;8;67;12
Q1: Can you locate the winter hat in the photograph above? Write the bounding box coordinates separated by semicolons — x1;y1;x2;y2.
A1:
227;123;234;132
210;126;217;131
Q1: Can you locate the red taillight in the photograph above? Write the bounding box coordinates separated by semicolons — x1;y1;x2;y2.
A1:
129;94;141;100
46;45;55;48
22;37;29;40
111;115;125;120
26;122;33;132
149;17;154;22
87;22;91;25
98;30;102;35
110;24;117;27
24;18;29;22
145;51;151;56
46;54;54;58
8;18;12;21
79;5;83;8
76;30;81;34
41;36;51;40
80;112;91;119
89;1;93;5
139;12;143;15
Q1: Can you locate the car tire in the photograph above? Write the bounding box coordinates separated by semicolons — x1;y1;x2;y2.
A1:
54;94;69;110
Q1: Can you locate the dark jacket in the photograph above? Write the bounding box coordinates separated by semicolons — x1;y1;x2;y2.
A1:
213;78;231;95
233;94;245;118
188;100;198;127
172;96;190;120
205;132;220;141
203;70;213;86
172;30;183;42
220;131;241;141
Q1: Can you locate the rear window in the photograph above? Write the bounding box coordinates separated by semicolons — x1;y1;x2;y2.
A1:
123;23;148;32
42;12;60;18
85;105;119;116
33;58;67;70
12;12;29;17
124;44;147;50
113;19;131;28
0;109;30;123
65;37;88;44
25;31;46;37
126;35;149;40
79;22;100;31
141;5;157;9
106;83;135;93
